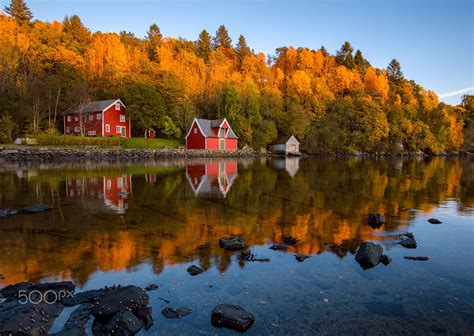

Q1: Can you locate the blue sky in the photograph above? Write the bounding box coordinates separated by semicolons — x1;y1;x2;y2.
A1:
17;0;474;104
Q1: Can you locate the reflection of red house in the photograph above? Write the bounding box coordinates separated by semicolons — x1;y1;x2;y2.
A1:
186;160;238;197
63;99;130;138
185;118;238;150
65;175;132;213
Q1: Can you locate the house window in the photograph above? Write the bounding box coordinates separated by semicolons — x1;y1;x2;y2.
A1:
115;103;121;110
74;126;80;132
116;126;121;133
120;115;125;122
218;128;226;137
194;128;197;134
89;115;93;122
66;127;70;133
105;124;110;132
75;116;78;121
97;113;102;120
67;115;71;122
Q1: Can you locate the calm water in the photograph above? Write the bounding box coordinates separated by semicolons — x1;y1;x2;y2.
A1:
0;157;473;335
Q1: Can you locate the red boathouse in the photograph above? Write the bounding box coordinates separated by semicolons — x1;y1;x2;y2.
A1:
185;118;238;150
63;99;130;138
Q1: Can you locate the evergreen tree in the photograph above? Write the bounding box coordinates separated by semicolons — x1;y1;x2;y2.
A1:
354;49;370;74
235;34;251;65
319;46;329;57
147;23;162;61
196;29;212;63
213;24;232;49
62;15;91;53
4;0;33;24
335;41;354;69
387;59;403;82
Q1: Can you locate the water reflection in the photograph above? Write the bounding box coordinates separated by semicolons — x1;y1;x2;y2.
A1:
0;157;472;286
271;157;300;177
186;160;238;197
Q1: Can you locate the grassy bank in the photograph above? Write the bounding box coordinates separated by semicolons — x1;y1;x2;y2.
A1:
121;138;181;149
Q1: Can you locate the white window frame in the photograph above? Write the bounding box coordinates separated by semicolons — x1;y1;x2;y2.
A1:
97;113;102;120
66;127;70;133
75;116;79;121
120;115;125;122
116;126;121;133
89;114;93;122
67;115;71;122
194;128;197;134
74;126;80;132
115;103;121;111
105;124;110;133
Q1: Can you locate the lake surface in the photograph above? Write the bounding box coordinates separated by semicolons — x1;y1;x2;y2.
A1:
0;157;473;335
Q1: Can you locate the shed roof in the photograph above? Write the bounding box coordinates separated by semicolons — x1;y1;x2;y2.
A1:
66;99;125;114
272;135;299;145
192;118;238;139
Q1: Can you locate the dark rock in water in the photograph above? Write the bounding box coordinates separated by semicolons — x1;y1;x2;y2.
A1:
187;265;204;276
219;235;245;251
211;304;255;332
63;289;102;307
282;236;298;245
404;256;429;261
0;208;17;218
2;281;75;300
51;303;91;336
269;244;289;251
93;309;144;335
380;254;392;265
428;218;442;224
367;214;385;228
20;204;52;214
161;307;192;319
398;235;417;249
134;306;153;330
355;242;383;269
295;254;311;262
145;283;159;291
90;285;148;319
237;250;270;262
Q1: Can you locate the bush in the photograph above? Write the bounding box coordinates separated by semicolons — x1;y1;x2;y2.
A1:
34;134;121;147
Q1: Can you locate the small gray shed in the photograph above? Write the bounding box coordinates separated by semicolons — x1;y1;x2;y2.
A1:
269;135;300;154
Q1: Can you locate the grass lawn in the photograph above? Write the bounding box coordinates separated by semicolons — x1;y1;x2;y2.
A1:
121;137;181;149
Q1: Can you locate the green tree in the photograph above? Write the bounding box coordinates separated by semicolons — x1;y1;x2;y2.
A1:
4;0;32;25
235;34;251;66
354;49;370;74
195;29;212;63
387;59;403;82
147;23;162;61
335;41;354;69
62;15;91;54
213;24;232;49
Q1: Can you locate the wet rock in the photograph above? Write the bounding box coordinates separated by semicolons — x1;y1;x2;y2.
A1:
237;250;270;262
2;281;75;301
90;285;149;319
355;242;383;269
269;244;289;251
367;214;385;228
93;309;144;335
428;218;442;224
161;307;192;319
295;254;311;262
282;236;298;245
134;306;153;330
219;235;245;251
19;204;53;214
211;304;255;332
404;256;429;261
51;303;91;336
398;234;417;249
145;284;159;291
187;265;204;276
63;289;102;307
0;208;17;218
380;255;392;265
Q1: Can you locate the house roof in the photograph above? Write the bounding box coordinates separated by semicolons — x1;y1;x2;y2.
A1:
66;99;125;114
272;135;299;145
192;118;238;139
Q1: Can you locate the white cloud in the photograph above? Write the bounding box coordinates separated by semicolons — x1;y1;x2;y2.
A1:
438;87;474;98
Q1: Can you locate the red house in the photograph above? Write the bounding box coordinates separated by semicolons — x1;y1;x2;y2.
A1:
63;99;131;138
185;118;238;150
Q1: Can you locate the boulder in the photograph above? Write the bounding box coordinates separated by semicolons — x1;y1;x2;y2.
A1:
380;254;392;265
211;304;255;332
51;303;91;336
20;204;52;214
367;214;385;228
90;285;148;318
355;242;383;269
93;309;144;335
187;265;204;276
398;234;417;249
219;235;245;251
404;256;429;261
63;289;102;307
428;218;442;224
161;307;192;319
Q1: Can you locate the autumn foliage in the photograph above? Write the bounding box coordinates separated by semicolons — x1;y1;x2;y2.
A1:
0;1;469;153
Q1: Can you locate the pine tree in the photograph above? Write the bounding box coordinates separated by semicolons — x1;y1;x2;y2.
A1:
335;41;354;69
235;34;251;65
319;46;329;57
354;49;370;74
62;15;91;53
4;0;33;24
147;23;162;61
213;24;232;49
387;59;403;82
196;29;212;63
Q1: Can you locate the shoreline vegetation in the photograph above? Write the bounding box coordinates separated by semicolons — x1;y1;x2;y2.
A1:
0;0;473;155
